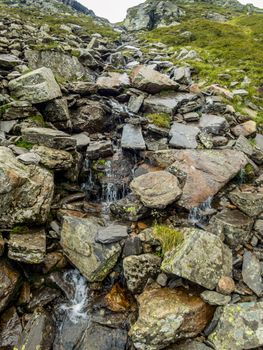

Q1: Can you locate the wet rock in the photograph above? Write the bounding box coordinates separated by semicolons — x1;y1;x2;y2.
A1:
105;283;134;312
242;250;263;296
130;171;182;209
86;140;113;160
27;286;60;311
130;286;214;350
148;149;247;209
143;93;196;114
97;72;130;94
31;145;74;170
0;53;22;68
16;308;55;350
162;228;232;290
0;147;54;227
169;122;200;149
123;253;161;293
209;209;254;247
0;259;21;313
8;67;62;103
217;276;236;295
232;120;257;137
96;224;128;244
201;291;231;306
228;189;263;217
8;229;46;264
199;114;229;135
0;307;22;349
209;302;263;350
60;216;122;282
121;124;146;150
110;194;149;221
131;65;179;94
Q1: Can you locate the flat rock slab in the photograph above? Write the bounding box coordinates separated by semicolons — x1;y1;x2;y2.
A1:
201;291;231;306
121;124;146;150
8;67;62;104
96;224;128;244
130;170;182;209
162;228;232;290
0;54;22;68
147;149;248;209
242;250;263;297
228;189;263;217
97;72;130;93
32;145;73;170
199;114;229;135
86;140;113;160
209;302;263;350
169;122;200;149
232;120;257;137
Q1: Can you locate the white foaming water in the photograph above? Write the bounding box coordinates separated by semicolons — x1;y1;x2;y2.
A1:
59;270;89;324
188;197;213;225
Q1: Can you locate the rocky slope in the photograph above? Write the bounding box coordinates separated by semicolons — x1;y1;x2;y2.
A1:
0;0;263;349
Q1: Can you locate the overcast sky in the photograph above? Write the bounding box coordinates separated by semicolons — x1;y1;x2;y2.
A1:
79;0;263;23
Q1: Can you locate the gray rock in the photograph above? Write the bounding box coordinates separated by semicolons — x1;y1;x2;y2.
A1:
8;67;62;104
242;250;263;296
183;112;200;122
86;140;113;160
169;122;200;149
31;145;74;170
128;93;145;113
209;302;263;350
110;194;149;222
71;133;90;150
228;189;263;217
173;66;192;84
37;97;70;128
17;152;41;165
256;133;263;150
0;120;17;133
199;114;229;135
96;224;128;244
122;236;143;257
97;72;130;93
0;54;22;68
121;124;146;150
201;291;231;306
60;216;122;282
162;228;232;290
173;340;212;350
144;93;197;114
234;135;253;156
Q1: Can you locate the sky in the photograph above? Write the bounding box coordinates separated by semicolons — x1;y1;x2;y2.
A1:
79;0;263;23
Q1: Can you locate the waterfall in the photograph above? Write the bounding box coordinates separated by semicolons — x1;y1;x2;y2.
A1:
188;197;213;226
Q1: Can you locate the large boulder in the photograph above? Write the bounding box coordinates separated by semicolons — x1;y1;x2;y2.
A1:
8;67;62;104
130;286;214;350
0;147;54;227
209;302;263;350
147;150;248;209
130;171;182;209
131;65;179;94
60;216;122;282
161;228;232;290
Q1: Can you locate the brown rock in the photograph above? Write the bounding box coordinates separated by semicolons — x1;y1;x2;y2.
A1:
105;283;134;312
217;276;236;295
0;307;22;348
232;120;257;137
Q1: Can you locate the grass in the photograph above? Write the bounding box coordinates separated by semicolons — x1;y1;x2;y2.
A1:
146;113;171;128
11;225;30;234
15;139;34;150
153;225;184;254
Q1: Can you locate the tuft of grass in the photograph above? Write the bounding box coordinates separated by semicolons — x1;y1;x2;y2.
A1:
15;139;34;150
11;225;30;234
153;225;184;254
146;113;171;128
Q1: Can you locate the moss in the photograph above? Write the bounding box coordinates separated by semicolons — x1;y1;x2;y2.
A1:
71;49;81;58
153;225;184;254
31;115;45;126
32;42;61;51
126;206;137;213
11;225;30;235
146;113;171;128
15;139;34;150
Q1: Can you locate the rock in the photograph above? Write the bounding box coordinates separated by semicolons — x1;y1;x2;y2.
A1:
232;120;257;137
131;65;179;94
17;152;41;165
0;120;17;133
209;302;263;350
161;228;232;290
27;286;60;311
96;224;128;244
177;49;199;60
0;100;38;121
201;291;231;306
128;93;145;113
156;273;168;287
110;194;149;222
8;67;62;104
217;276;236;295
0;147;54;227
143;93;197;114
130;171;182;209
0;53;22;68
0;259;21;313
0;307;22;349
199;114;229;135
8;229;46;264
234;135;253;156
233;89;249;96
183;112;200;122
209;209;254;247
242;250;263;296
32;145;74;170
173;66;192;84
60;216;122;282
22;127;76;150
256;133;263;150
37;97;70;128
71;132;90;150
130;287;214;350
173;340;211;350
16;308;55;350
122;236;143;257
228;189;263;217
121;124;146;150
169;122;200;149
123;254;161;293
0;235;4;256
97;72;130;94
148;149;247;210
86;140;113;160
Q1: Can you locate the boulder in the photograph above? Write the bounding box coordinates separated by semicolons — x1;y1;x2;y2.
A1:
242;250;263;297
130;171;182;209
32;145;74;170
96;72;130;94
231;120;257;137
86;140;113;160
8;67;62;104
37;97;71;128
121;124;146;150
0;147;54;227
123;254;161;293
234;135;253;156
96;224;128;244
60;216;122;282
147;149;248;209
199;114;229;135
209;302;263;350
8;229;46;264
130;287;214;350
228;189;263;217
169;122;200;149
161;228;232;290
131;65;179;94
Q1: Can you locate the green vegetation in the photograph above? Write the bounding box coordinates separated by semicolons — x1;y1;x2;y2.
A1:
30;115;45;126
153;225;184;254
15;139;34;150
146;113;171;128
11;225;30;234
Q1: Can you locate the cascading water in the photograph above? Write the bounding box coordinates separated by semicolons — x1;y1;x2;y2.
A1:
188;197;213;227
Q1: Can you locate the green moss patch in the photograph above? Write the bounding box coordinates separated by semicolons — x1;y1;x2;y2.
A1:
146;113;171;128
